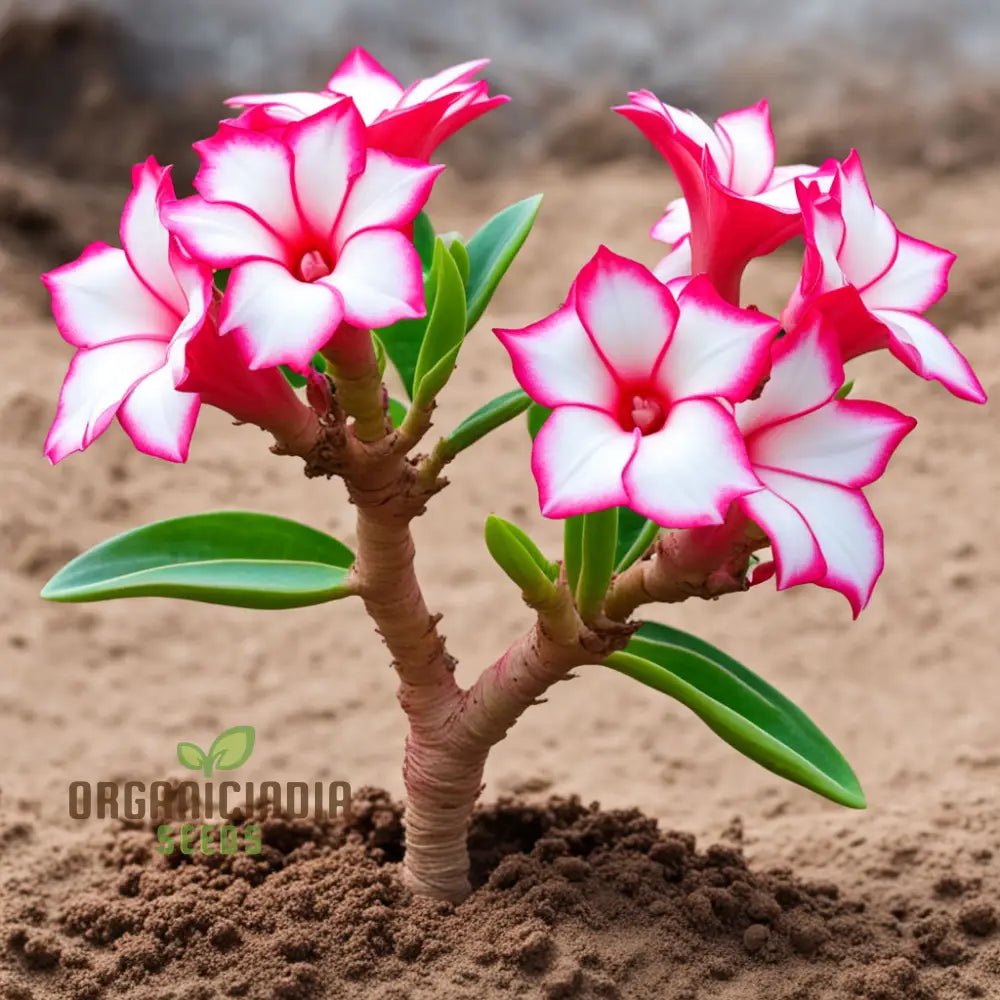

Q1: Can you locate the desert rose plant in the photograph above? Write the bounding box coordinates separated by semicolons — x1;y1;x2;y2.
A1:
39;50;986;902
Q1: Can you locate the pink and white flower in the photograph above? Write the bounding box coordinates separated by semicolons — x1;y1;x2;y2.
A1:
226;47;508;161
735;318;916;616
784;152;985;404
616;93;836;304
495;247;779;525
42;159;213;464
162;102;443;371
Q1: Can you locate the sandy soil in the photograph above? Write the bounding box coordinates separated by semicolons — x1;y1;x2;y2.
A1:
0;158;998;998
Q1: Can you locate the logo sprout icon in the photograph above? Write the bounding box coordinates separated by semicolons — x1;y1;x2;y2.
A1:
177;725;256;777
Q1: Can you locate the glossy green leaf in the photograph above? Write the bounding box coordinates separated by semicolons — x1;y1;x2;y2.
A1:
447;237;471;287
414;211;436;274
562;515;584;595
575;508;619;622
213;268;231;293
41;511;356;610
388;397;408;428
606;622;865;808
614;510;660;573
526;402;551;440
485;515;559;604
443;389;531;459
378;269;437;398
465;195;542;332
412;240;467;404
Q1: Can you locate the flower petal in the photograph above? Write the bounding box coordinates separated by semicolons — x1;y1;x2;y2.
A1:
532;406;636;518
320;228;424;329
650;197;690;244
860;233;955;312
193;125;300;243
325;47;404;122
623;398;761;528
574;246;679;383
654;275;778;403
161;196;289;269
755;467;883;617
42;243;178;349
734;316;843;436
835;151;899;288
286;101;366;242
652;235;692;283
739;486;826;590
120;158;187;314
495;305;619;411
333;151;443;249
749;398;915;488
221;261;343;370
714;100;775;195
117;355;200;462
877;308;987;404
399;58;489;106
44;339;167;463
225;90;336;122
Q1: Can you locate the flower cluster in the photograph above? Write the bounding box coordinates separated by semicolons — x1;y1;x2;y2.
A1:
41;56;982;617
42;50;506;462
498;94;984;615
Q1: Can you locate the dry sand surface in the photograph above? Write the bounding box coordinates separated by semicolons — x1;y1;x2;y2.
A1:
0;158;998;998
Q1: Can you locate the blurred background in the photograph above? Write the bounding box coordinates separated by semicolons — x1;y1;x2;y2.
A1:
2;0;999;179
3;0;999;303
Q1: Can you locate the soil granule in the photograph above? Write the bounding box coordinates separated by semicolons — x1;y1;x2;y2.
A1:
1;790;997;1000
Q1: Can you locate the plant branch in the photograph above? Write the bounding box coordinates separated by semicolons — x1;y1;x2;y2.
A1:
604;510;768;622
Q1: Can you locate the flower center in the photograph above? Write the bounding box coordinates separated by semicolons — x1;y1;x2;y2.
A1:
298;249;332;283
628;394;666;435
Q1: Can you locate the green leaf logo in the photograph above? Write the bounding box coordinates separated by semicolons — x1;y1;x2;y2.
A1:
176;726;255;778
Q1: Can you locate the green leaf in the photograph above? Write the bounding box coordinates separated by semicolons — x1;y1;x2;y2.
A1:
414;211;436;274
372;334;388;378
606;622;865;809
412;240;467;402
41;511;356;611
526;403;551;440
444;389;531;458
614;510;660;573
575;508;619;622
447;237;471;288
209;725;256;771
213;269;231;293
177;742;207;772
413;343;462;410
484;516;558;604
836;379;855;400
562;516;584;594
378;269;437;398
465;195;542;332
388;397;408;428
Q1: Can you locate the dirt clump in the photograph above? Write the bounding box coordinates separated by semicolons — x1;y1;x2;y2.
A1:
0;790;996;999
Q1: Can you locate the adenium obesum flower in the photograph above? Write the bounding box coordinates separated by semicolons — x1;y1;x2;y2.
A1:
734;318;916;616
616;94;836;304
495;247;779;525
42;158;319;464
783;152;986;404
162;102;443;371
42;159;211;464
226;47;508;161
